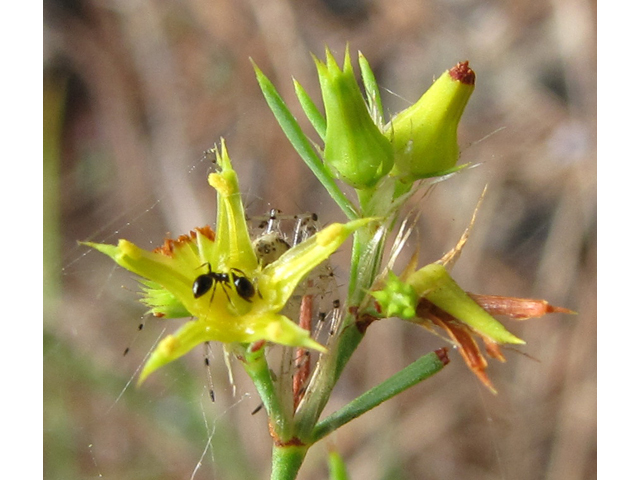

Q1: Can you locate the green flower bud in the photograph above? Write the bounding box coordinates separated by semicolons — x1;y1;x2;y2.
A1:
371;271;418;319
316;48;394;189
386;61;475;182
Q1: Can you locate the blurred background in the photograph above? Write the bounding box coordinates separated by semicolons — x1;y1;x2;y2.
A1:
43;0;596;479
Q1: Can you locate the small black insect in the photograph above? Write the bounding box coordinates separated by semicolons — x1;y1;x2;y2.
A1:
232;273;256;301
193;263;256;302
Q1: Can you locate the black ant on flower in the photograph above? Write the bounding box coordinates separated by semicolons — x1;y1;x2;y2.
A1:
192;263;256;302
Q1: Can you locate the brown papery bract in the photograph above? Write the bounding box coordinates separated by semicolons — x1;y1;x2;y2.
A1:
467;293;575;320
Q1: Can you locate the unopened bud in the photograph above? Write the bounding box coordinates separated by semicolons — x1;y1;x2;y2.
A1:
386;62;475;182
316;48;394;189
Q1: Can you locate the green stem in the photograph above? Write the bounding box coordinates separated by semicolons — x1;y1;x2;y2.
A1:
347;201;385;302
295;221;384;440
294;318;365;442
347;228;366;299
270;444;309;480
240;345;291;441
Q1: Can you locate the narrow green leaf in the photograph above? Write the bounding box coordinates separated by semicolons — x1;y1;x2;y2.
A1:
311;350;448;443
293;78;326;141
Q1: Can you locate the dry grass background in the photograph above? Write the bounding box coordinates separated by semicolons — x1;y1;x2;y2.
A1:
44;0;596;479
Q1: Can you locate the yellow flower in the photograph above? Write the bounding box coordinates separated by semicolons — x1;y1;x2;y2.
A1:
83;140;372;383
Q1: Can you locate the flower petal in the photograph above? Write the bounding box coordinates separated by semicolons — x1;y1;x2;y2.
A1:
207;139;258;271
139;320;210;384
261;219;375;309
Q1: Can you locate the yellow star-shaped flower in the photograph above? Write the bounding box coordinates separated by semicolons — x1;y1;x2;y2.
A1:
83;140;372;383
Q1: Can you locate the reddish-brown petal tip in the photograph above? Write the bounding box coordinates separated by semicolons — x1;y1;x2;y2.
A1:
153;226;215;257
449;61;475;85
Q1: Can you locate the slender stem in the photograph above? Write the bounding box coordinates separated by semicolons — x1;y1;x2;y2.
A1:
347;228;365;299
240;345;291;441
294;317;365;442
295;220;383;441
270;444;309;480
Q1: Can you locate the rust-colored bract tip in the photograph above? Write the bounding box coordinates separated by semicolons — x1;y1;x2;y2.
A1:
449;61;475;85
467;293;576;320
435;347;450;366
546;304;577;316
